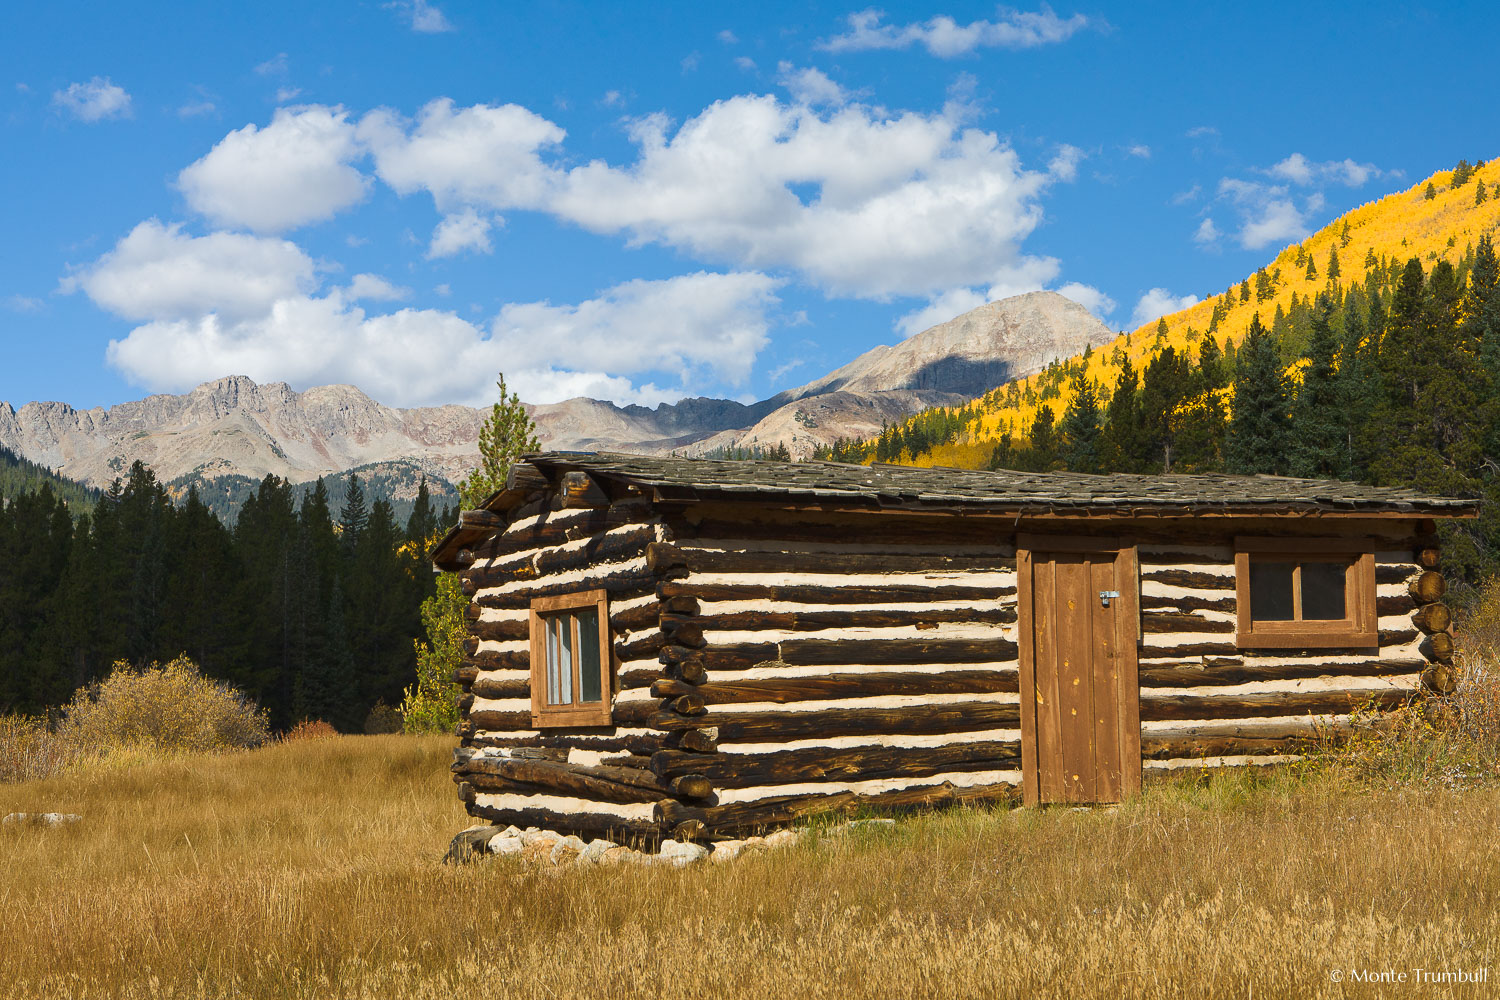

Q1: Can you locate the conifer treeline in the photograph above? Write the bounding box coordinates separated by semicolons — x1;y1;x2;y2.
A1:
0;461;454;728
821;238;1500;590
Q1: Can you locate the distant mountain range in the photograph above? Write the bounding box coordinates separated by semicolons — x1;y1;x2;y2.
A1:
0;290;1114;498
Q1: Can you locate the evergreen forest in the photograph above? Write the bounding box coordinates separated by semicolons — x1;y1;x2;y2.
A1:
0;460;454;729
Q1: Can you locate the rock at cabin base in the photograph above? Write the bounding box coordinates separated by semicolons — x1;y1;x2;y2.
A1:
598;846;637;866
488;836;524;855
580;839;616;863
444;825;501;864
764;829;802;849
549;835;586;865
522;837;559;862
658;839;709;866
710;840;745;863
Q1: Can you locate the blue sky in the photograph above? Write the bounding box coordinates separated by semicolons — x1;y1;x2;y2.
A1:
2;1;1494;412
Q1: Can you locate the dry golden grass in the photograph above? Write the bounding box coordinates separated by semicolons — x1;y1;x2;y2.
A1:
2;735;1499;998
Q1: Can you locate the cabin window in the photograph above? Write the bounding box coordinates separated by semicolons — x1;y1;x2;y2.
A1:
529;589;613;727
1234;538;1377;648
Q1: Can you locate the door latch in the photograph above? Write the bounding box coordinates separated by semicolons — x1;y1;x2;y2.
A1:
1099;590;1120;608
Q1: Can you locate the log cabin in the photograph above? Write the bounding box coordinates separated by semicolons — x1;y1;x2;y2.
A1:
429;452;1478;842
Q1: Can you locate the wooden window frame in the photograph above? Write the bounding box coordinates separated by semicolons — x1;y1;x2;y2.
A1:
1234;537;1377;649
529;589;613;727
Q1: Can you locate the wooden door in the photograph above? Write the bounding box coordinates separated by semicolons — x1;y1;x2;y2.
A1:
1017;537;1141;806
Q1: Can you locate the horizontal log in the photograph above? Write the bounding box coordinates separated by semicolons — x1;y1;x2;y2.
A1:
1141;640;1239;658
466;649;529;670
646;541;688;574
660;621;705;648
670;694;707;716
1141;569;1234;590
1411;603;1451;634
1417;547;1440;569
471;675;529;700
665;544;1017;576
1378;564;1419;585
459;509;505;530
474;569;658;608
650;669;1019;705
1141;612;1236;635
454;664;478;687
779;637;1019;666
468;800;659;838
1140;594;1235;613
661;643;779;670
468;732;669;755
659;580;1015;605
1409;571;1447;604
484;501;654;558
467;525;655;585
1140;734;1320;759
669;775;715;799
674;728;719;752
460;756;669;804
650;740;1022;788
655;780;1018;836
1422;664;1457;694
469;708;533;732
648;701;1019;741
665;659;707;685
661;595;700;616
1422;632;1454;663
1138;656;1425;688
558;470;610;509
1376;594;1419;615
611;700;660;727
662;606;1018;634
669;514;1020;549
1139;687;1413;722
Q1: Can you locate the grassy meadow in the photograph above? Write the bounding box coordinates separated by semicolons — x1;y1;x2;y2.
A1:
2;733;1499;999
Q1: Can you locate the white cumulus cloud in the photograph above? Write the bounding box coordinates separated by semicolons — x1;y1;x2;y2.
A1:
388;0;454;32
177;105;371;232
776;63;848;106
59;220;316;322
1265;153;1385;188
72;221;779;408
820;7;1093;57
548;95;1056;299
427;209;494;258
1131;287;1198;328
52;77;132;122
1193;217;1220;244
359;98;564;212
1056;281;1114;319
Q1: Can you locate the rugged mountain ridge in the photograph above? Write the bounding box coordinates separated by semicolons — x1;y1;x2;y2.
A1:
0;290;1115;487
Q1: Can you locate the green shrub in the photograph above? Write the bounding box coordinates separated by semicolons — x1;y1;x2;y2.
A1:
60;656;270;755
363;703;403;735
402;573;462;735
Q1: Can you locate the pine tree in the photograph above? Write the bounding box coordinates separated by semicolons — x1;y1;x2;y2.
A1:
1477;179;1489;205
1452;159;1474;187
1339;219;1352;248
1364;247;1377;271
460;374;541;509
405;477;437;546
1424;181;1437;200
1138;347;1197;472
1289;302;1343;478
1255;268;1273;302
338;473;368;545
1304;255;1318;280
1058;375;1103;473
1326;247;1341;282
1226;314;1290;474
1239;279;1251;303
408;373;541;734
1099;358;1146;472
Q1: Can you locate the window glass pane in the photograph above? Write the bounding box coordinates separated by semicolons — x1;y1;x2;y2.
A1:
557;614;574;704
1249;561;1295;621
1300;562;1347;620
576;607;602;703
546;615;563;705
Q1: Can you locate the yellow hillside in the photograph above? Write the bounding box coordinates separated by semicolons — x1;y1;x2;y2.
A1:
897;160;1500;470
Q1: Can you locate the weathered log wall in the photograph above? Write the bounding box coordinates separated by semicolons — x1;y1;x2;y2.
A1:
1133;527;1445;773
644;507;1025;837
452;497;675;838
449;495;1445;840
